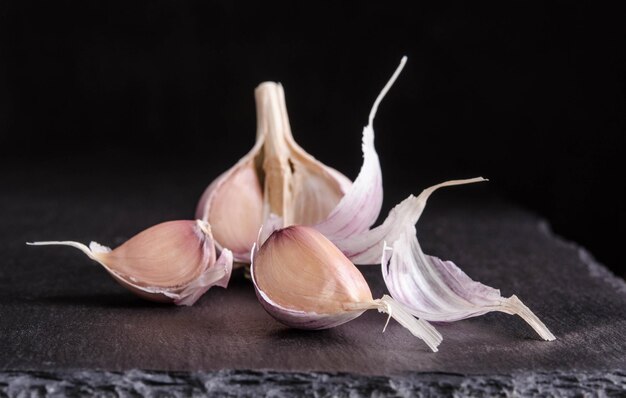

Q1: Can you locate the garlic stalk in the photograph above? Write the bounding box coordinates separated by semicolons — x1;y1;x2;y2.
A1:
250;225;442;352
27;220;233;306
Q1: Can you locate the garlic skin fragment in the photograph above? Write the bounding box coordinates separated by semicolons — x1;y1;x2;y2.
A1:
251;225;442;352
381;231;556;341
335;178;556;341
27;220;233;306
329;178;487;264
315;56;408;241
195;81;351;263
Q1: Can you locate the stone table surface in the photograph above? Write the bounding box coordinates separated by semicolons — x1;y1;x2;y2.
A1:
1;168;625;396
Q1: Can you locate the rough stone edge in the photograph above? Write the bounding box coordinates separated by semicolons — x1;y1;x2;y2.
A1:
1;369;624;397
537;220;626;294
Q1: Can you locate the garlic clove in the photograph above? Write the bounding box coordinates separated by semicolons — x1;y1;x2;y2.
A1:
202;163;264;261
251;225;442;352
195;131;266;263
253;225;373;313
27;220;233;306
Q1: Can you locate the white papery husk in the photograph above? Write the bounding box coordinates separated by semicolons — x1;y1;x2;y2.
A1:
380;226;556;341
321;176;556;341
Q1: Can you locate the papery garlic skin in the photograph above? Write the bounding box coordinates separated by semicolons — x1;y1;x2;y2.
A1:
322;173;555;340
329;178;486;264
340;179;556;341
315;57;408;240
251;225;442;352
28;220;233;306
381;227;556;341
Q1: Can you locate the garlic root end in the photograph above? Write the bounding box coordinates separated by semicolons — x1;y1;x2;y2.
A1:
27;241;100;262
501;295;556;341
377;295;442;352
368;56;408;126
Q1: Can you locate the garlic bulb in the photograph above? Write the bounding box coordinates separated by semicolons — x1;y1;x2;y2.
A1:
196;80;352;263
27;220;233;306
325;178;556;341
195;57;412;263
251;225;443;352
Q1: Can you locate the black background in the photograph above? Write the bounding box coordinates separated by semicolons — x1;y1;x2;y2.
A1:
1;2;624;278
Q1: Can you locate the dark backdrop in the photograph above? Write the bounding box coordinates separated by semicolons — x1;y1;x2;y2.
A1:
1;2;624;277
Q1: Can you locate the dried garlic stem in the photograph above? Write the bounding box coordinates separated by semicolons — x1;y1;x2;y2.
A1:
345;295;442;352
377;295;442;352
500;295;556;341
256;83;293;224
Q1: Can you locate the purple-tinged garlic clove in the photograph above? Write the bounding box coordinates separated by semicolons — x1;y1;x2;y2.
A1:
250;225;442;352
198;162;265;262
28;220;233;305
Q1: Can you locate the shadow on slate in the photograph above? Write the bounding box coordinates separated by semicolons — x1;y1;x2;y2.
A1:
0;169;625;396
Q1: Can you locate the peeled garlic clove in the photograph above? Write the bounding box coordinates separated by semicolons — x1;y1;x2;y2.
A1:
27;220;233;306
251;225;442;352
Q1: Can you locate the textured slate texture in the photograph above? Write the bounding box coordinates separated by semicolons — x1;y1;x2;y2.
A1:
1;169;625;396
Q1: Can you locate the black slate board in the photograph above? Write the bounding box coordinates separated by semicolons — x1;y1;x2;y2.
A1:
1;169;625;396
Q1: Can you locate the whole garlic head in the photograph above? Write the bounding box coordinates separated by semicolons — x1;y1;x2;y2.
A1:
196;82;352;263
